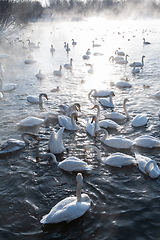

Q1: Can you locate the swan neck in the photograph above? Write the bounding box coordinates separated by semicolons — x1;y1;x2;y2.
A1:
76;181;82;202
21;133;30;145
123;101;129;118
99;129;108;141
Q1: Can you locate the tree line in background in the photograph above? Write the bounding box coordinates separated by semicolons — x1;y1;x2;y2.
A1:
0;0;160;34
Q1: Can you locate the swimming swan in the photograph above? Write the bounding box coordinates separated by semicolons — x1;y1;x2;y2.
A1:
58;112;78;130
27;93;48;104
135;153;160;178
99;91;115;108
116;55;129;64
58;103;81;116
86;115;101;137
105;98;129;120
53;66;62;76
72;39;77;45
0;132;39;155
50;44;55;53
132;63;140;74
64;58;73;69
143;38;150;45
35;70;46;79
131;114;148;127
88;89;111;98
84;145;136;167
17;113;56;127
95;129;133;149
37;153;92;173
133;135;160;148
129;56;145;67
40;173;91;224
48;127;66;154
0;78;17;92
115;49;125;56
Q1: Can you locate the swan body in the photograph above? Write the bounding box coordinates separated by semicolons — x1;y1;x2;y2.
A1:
88;89;111;98
17;113;54;127
64;58;73;69
72;39;77;45
132;63;140;74
0;133;38;155
84;145;135;167
133;135;160;148
40;173;91;224
96;129;133;149
116;55;129;64
111;81;132;88
135;153;160;178
86;49;91;55
35;70;46;79
50;45;55;52
143;38;150;45
105;98;129;120
83;55;90;60
115;50;125;56
58;112;78;130
48;127;66;154
93;52;103;56
154;92;160;98
51;86;60;92
0;54;9;59
66;43;70;52
99;91;115;108
27;93;48;104
0;79;17;92
53;66;62;76
92;41;101;47
129;56;145;67
109;56;124;62
86;115;101;137
132;114;148;127
86;64;93;74
24;59;36;64
98;119;120;129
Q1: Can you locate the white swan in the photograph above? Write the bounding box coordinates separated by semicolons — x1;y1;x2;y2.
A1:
53;65;62;77
153;91;160;98
92;104;120;129
27;93;48;104
0;132;39;155
64;58;73;69
99;91;115;108
0;78;17;92
0;54;9;59
95;129;133;149
135;153;160;178
129;56;145;67
116;54;129;64
88;89;112;98
72;39;77;45
50;44;55;53
115;49;125;56
110;81;132;88
84;145;136;167
86;63;94;74
92;41;101;47
58;112;78;130
105;98;129;120
132;63;140;74
48;127;66;154
0;62;4;77
35;70;46;79
109;56;124;62
53;65;62;76
40;173;91;224
131;114;148;127
86;115;101;137
86;49;91;55
133;135;160;148
83;54;90;60
24;59;36;64
17;113;55;127
50;86;60;92
58;103;81;116
0;92;3;98
66;43;70;52
143;38;150;45
37;153;92;172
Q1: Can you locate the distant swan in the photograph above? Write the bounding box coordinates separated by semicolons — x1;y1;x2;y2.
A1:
92;41;101;47
48;127;66;154
115;49;125;56
99;91;115;108
64;58;73;69
116;54;129;64
0;78;17;92
40;173;91;224
35;70;46;79
132;63;140;74
27;93;48;104
58;112;78;130
129;55;145;67
53;65;62;76
143;38;150;45
105;98;129;120
24;59;36;64
95;128;133;149
72;39;77;45
110;81;132;88
66;43;70;52
50;44;55;53
133;135;160;148
84;145;136;167
37;153;92;173
0;132;39;155
50;86;60;92
86;49;91;55
135;153;160;178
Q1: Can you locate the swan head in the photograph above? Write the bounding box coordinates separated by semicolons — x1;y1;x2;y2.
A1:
145;160;160;178
124;98;129;104
92;104;99;110
76;172;83;184
91;115;97;123
74;103;81;112
72;112;78;121
110;91;115;97
44;94;48;100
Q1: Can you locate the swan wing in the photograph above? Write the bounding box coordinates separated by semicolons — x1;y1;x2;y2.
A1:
0;139;25;154
104;136;133;149
103;152;135;167
132;114;148;127
27;96;39;103
17;116;43;127
98;119;120;129
59;157;92;172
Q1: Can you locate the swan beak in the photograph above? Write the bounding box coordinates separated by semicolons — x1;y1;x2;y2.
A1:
91;117;95;123
36;155;39;160
112;92;115;96
145;170;149;176
95;133;97;137
84;148;86;152
46;96;48;100
36;137;39;141
75;116;78;121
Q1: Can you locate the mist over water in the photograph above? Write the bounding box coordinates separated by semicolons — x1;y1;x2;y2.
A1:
1;15;160;239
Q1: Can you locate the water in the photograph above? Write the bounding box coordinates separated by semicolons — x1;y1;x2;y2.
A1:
0;17;160;239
